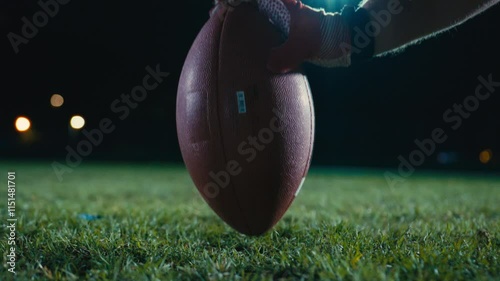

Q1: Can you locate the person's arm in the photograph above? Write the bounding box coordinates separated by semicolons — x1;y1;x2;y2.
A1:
213;0;500;72
362;0;500;55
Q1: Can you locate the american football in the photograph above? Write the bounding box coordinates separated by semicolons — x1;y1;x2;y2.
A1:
177;3;314;235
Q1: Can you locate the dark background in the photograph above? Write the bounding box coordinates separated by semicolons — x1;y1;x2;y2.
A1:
1;0;499;171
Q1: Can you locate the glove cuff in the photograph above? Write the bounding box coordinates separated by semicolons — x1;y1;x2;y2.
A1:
311;12;352;67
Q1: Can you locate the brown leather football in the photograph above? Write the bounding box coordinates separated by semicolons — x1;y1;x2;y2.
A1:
176;3;315;236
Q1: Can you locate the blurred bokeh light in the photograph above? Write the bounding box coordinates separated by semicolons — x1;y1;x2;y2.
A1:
480;149;493;164
50;94;64;108
437;152;459;165
15;116;31;132
70;115;85;130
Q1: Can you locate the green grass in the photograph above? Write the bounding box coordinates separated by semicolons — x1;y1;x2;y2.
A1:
0;162;499;280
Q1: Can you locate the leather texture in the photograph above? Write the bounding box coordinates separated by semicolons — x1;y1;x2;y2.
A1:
176;3;315;236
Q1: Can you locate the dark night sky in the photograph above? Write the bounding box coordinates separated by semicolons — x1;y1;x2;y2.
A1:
1;0;499;171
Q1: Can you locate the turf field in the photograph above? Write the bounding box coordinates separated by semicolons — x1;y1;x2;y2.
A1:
0;162;499;280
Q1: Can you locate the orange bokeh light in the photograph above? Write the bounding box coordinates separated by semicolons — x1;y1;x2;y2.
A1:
50;94;64;107
479;149;493;164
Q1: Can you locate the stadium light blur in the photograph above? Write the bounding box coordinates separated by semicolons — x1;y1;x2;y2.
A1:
50;94;64;107
479;149;492;164
70;115;85;130
15;116;31;132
